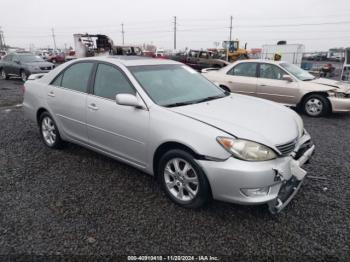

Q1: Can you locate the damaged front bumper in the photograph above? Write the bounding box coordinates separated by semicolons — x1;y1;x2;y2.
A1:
197;133;315;214
267;142;315;214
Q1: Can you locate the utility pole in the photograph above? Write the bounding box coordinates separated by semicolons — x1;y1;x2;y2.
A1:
226;16;233;62
51;28;57;51
229;15;233;41
173;16;177;50
121;23;125;45
0;26;6;50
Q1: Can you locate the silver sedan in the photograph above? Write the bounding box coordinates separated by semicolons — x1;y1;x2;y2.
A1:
23;56;315;213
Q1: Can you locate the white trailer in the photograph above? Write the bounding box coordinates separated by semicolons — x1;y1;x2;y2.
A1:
341;47;350;82
261;43;305;66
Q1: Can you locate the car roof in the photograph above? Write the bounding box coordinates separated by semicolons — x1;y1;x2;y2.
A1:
235;59;286;65
79;55;181;66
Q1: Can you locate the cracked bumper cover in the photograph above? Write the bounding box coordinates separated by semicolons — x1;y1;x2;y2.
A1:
197;133;315;213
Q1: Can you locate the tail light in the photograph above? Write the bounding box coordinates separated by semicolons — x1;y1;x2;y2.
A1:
21;85;25;93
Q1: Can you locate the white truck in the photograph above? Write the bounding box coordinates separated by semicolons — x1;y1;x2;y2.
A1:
261;43;305;66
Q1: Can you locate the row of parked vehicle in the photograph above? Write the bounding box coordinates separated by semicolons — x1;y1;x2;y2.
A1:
0;51;55;81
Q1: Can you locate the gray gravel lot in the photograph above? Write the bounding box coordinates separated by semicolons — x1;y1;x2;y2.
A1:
0;79;349;261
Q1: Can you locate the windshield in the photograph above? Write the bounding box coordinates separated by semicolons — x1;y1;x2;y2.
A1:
19;54;44;62
129;64;227;107
280;63;315;81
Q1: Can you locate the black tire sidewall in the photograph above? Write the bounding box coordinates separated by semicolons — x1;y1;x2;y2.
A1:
0;68;7;80
39;112;63;149
158;149;210;208
20;70;28;82
303;94;330;117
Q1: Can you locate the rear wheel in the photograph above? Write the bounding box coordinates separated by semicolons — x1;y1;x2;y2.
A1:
158;149;210;208
39;112;64;149
0;68;9;80
302;94;330;117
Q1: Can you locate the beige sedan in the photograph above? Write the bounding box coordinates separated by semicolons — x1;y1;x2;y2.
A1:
203;60;350;117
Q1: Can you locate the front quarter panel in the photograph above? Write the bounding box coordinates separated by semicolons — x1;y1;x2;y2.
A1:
147;106;232;174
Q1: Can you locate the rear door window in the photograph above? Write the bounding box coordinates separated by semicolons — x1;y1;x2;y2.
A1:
60;62;94;92
259;64;286;80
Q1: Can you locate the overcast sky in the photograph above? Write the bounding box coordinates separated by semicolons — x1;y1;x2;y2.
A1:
1;0;350;51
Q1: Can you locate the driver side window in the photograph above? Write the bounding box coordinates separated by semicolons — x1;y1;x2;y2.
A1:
259;64;286;80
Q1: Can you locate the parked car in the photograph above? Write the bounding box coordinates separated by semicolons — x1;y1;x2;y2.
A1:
23;56;314;213
0;52;55;81
203;60;350;117
47;52;66;63
171;50;229;71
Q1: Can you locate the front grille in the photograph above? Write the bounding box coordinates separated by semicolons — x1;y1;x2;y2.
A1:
276;139;297;156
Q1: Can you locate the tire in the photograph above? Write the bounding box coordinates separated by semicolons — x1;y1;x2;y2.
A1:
20;70;28;82
39;112;64;149
0;68;9;80
158;149;211;208
302;94;330;117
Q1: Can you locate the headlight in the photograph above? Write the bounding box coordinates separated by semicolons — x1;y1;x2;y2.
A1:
217;137;277;161
328;91;347;98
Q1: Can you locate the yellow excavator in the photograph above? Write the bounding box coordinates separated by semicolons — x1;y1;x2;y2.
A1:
221;40;249;62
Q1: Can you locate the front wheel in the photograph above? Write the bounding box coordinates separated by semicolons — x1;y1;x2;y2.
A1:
20;70;28;82
158;149;211;208
302;94;330;117
0;68;9;80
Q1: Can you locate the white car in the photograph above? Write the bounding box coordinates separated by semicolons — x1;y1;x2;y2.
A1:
203;60;350;117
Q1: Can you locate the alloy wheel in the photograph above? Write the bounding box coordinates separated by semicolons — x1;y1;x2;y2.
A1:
305;98;323;116
164;158;199;202
41;116;57;146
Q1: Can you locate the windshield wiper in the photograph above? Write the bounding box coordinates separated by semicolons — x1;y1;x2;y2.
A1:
194;94;228;103
164;101;196;107
303;77;316;81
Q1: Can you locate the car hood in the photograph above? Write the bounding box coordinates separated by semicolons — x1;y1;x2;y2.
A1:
168;94;301;147
310;78;350;93
25;61;54;67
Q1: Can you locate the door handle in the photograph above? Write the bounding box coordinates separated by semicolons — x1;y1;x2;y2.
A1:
48;91;55;97
88;103;99;111
259;84;267;87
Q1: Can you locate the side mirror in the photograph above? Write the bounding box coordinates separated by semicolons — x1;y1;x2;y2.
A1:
282;75;293;82
116;93;144;109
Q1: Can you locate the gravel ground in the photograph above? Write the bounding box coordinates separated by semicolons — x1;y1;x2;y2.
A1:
0;79;349;261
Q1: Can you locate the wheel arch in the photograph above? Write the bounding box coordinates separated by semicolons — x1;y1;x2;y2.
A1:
153;141;205;178
36;107;49;125
299;91;332;111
